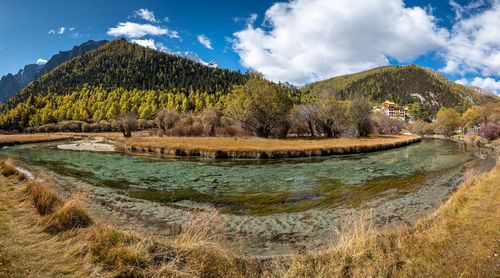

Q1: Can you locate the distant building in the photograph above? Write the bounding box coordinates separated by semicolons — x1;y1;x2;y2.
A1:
373;101;408;119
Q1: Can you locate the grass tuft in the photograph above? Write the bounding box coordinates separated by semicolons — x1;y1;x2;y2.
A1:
0;161;18;177
42;200;92;234
26;180;62;215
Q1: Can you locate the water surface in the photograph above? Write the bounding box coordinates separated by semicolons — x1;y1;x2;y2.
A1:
1;139;494;215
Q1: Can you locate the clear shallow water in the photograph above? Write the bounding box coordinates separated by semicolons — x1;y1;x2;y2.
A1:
0;139;494;214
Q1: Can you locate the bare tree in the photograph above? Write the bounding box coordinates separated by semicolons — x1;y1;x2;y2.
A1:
155;108;180;136
312;89;349;138
118;113;138;137
290;104;317;137
349;96;373;137
200;107;220;136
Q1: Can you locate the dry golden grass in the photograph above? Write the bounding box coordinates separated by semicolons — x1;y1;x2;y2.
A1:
1;158;499;277
0;133;74;145
0;174;93;277
0;160;18;177
125;135;420;157
42;200;92;234
26;179;62;215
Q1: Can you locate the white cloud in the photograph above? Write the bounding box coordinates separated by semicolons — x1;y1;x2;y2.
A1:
69;27;75;31
197;34;213;49
48;27;66;35
36;58;47;64
232;0;448;85
441;1;500;78
131;39;168;52
449;0;486;20
133;8;158;23
457;77;500;94
107;22;179;39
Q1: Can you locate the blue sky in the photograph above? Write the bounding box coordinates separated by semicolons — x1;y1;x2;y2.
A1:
1;0;500;93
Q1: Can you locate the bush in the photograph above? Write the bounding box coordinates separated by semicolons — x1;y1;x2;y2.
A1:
479;122;500;141
38;123;59;133
372;113;404;135
289;123;310;137
183;125;204;136
27;180;62;215
43;200;92;233
408;120;431;135
57;120;85;132
271;121;290;138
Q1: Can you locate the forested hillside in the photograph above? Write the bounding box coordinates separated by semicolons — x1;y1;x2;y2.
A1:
302;65;499;116
0;39;249;129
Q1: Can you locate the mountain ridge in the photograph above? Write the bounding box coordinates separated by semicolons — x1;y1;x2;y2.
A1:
0;40;108;102
302;65;499;116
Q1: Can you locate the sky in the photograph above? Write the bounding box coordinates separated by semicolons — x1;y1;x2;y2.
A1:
1;0;500;94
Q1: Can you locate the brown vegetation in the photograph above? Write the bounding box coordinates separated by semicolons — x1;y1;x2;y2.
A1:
1;159;499;277
125;134;421;158
0;133;72;146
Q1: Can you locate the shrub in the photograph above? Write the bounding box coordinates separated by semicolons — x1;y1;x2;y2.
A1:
200;107;221;136
270;120;290;138
289;123;310;137
43;200;92;233
38;123;59;133
26;180;62;215
98;120;113;131
183;124;204;137
57;120;85;132
408;120;431;135
372;113;404;135
155;108;180;136
479;122;500;141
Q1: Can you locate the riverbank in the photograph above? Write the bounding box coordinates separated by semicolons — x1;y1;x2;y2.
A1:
124;135;421;158
0;159;498;277
0;133;73;147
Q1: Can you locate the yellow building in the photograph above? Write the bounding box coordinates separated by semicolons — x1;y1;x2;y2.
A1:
373;101;408;119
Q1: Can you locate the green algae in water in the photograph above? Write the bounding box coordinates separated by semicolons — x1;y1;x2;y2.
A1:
0;139;493;215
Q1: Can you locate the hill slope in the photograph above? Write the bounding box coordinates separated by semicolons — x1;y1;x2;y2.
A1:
0;40;108;102
302;65;499;116
0;39;248;129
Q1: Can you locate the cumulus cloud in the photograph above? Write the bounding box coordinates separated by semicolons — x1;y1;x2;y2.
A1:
197;34;213;49
131;39;168;52
441;1;500;78
232;0;448;84
456;77;500;94
107;22;179;39
36;58;47;64
133;8;158;23
58;27;65;34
